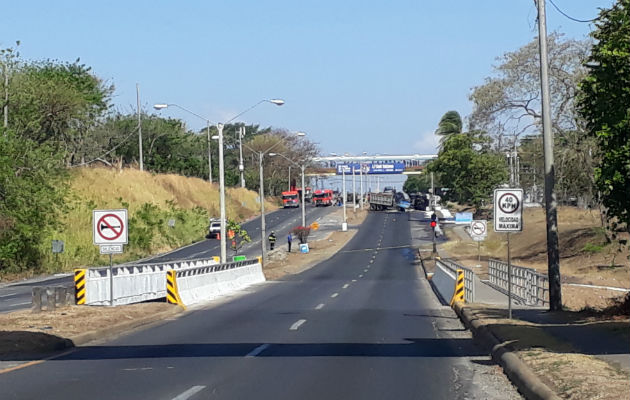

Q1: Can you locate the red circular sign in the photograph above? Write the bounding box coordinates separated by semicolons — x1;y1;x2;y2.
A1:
97;214;124;240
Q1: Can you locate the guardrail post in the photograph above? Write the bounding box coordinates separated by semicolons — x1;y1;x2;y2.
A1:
32;287;42;313
46;287;56;311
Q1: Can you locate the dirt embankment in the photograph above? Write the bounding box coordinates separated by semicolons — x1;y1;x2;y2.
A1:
441;206;629;310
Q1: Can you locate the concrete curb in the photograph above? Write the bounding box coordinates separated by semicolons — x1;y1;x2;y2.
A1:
70;305;185;347
452;302;561;400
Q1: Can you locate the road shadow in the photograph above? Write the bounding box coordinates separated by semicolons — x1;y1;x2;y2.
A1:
1;337;486;362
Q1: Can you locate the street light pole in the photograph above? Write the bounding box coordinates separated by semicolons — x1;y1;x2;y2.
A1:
258;151;267;264
342;169;347;230
301;164;306;227
360;163;364;209
217;123;227;263
352;165;357;213
207;121;212;184
239;126;245;188
137;83;143;172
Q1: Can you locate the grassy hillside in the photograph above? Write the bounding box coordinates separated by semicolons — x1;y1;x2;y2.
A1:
40;167;276;272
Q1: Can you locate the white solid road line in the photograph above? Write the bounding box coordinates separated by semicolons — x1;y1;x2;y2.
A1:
315;303;325;309
172;385;206;400
0;292;17;298
342;283;350;289
330;293;339;298
290;319;307;330
246;343;271;358
9;301;31;307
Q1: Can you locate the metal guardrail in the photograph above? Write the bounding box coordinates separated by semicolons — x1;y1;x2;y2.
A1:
436;258;475;303
488;259;549;306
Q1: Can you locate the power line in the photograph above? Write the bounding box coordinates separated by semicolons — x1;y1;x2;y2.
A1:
546;0;598;23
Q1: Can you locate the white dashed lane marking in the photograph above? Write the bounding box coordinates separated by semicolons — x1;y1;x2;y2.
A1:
172;386;206;400
246;343;270;358
290;319;307;330
342;284;349;289
315;303;325;309
331;293;339;298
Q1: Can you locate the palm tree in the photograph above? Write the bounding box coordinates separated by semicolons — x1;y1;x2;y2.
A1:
435;111;463;146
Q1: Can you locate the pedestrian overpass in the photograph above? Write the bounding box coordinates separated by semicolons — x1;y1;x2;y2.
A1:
307;154;437;177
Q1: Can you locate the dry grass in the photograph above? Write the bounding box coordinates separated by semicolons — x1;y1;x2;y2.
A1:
35;167;277;273
467;306;630;400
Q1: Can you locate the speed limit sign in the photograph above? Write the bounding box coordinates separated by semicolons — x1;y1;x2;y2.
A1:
493;189;523;232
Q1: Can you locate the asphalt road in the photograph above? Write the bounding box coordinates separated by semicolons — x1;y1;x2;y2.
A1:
0;210;519;399
0;205;336;313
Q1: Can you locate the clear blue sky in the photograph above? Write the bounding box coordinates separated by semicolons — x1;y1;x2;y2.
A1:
1;0;614;157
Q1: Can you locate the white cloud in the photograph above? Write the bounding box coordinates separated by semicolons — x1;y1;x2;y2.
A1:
413;131;440;154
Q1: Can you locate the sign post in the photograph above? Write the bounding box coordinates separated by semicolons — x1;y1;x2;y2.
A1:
93;209;128;306
493;189;523;319
469;220;487;263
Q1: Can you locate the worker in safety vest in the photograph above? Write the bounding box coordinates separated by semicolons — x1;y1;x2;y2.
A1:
268;231;277;250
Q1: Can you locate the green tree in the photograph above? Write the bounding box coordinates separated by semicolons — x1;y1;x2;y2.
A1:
578;0;630;231
429;134;508;211
435;111;463;146
8;59;113;165
0;131;67;272
403;174;434;194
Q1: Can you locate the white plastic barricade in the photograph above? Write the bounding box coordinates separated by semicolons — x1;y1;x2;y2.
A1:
83;257;218;306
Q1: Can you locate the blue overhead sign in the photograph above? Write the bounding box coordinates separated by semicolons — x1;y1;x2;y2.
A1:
336;162;405;175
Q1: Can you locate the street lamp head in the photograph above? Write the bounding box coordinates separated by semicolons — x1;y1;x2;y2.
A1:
269;99;285;106
295;131;306;137
269;153;277;157
211;135;220;140
153;104;168;110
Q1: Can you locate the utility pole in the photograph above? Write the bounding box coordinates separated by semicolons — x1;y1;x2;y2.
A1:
288;166;292;191
238;126;245;188
537;0;561;311
136;84;143;171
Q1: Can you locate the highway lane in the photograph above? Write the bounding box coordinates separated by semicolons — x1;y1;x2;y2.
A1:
0;205;336;313
0;210;520;399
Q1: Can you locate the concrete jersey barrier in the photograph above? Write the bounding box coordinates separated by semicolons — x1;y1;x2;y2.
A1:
170;259;265;307
77;257;219;306
432;260;457;304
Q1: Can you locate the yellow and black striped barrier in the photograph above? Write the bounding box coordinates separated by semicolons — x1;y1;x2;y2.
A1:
450;269;465;305
166;270;184;308
74;269;86;305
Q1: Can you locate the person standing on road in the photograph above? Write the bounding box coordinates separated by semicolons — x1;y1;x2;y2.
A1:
287;233;293;252
268;231;277;250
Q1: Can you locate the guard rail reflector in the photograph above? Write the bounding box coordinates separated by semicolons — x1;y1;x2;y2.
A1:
74;269;86;305
450;269;465;305
166;270;184;307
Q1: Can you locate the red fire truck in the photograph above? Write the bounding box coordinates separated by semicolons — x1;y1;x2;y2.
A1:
312;189;334;206
281;190;300;208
